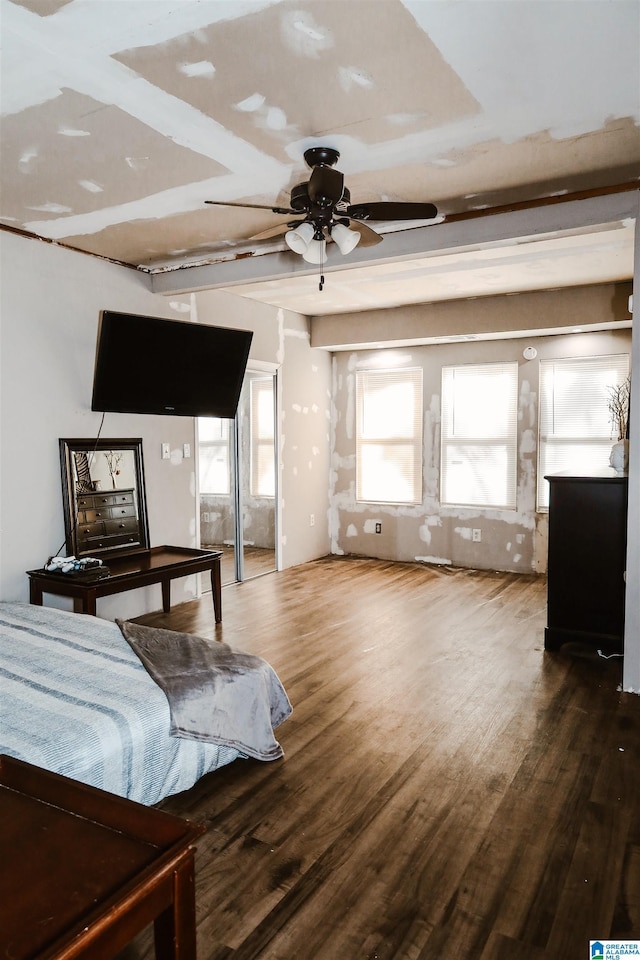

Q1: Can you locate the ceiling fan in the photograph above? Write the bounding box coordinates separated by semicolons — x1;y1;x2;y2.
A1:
204;146;438;265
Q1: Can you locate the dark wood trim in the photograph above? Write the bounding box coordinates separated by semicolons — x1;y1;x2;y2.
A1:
442;179;640;225
0;222;141;271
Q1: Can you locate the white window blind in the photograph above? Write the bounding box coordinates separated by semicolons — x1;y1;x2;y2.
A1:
356;368;423;504
198;417;230;495
250;377;275;498
441;362;518;509
537;354;630;509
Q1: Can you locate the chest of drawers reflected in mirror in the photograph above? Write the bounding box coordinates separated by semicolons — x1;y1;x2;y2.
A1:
59;438;149;559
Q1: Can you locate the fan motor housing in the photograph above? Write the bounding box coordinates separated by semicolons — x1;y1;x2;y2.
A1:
290;183;350;214
290;183;310;212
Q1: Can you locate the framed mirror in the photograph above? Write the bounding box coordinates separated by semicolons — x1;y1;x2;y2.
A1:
59;438;150;559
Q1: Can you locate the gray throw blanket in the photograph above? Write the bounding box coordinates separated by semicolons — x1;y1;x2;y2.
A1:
117;620;292;761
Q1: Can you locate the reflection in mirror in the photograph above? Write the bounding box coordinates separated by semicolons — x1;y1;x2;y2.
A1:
198;417;236;583
59;438;149;559
243;374;276;580
198;370;277;584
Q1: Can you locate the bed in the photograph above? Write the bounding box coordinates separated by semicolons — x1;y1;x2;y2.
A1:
0;601;249;805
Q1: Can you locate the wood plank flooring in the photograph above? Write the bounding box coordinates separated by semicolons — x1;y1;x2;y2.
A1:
118;556;639;960
200;544;276;584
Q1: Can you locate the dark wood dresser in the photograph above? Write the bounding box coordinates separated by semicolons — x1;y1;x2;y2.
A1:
76;487;140;553
544;470;628;653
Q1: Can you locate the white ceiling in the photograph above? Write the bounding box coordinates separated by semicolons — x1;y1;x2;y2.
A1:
1;0;639;315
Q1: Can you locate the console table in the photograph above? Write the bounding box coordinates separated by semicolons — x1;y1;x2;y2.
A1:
0;753;204;960
28;545;223;621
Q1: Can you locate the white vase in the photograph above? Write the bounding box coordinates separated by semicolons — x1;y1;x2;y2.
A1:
609;439;629;474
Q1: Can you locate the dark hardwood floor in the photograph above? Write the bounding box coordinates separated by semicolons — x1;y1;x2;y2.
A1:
119;556;639;960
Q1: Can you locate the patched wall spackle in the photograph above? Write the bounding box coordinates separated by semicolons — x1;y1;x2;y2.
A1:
419;515;441;546
79;180;104;194
3;0;638;272
328;326;632;576
277;312;332;568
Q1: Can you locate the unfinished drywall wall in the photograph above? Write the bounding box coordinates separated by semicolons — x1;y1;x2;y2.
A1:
330;324;632;575
194;289;332;569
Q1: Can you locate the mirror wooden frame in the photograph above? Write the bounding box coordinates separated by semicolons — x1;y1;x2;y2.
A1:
59;438;150;559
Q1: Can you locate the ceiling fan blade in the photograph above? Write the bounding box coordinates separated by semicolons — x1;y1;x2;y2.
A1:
346;220;384;246
249;222;300;241
308;165;344;208
346;201;438;222
205;200;296;215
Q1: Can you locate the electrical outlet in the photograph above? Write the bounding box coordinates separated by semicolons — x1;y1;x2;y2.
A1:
183;443;191;458
161;443;170;460
375;522;382;534
472;528;482;542
202;512;210;523
309;514;315;527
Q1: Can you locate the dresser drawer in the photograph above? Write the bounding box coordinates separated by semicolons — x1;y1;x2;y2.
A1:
112;492;134;506
84;508;110;523
104;517;139;537
110;504;136;520
77;493;113;510
77;522;106;543
103;532;142;548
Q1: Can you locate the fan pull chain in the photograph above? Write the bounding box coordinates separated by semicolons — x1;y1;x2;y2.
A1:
319;236;325;291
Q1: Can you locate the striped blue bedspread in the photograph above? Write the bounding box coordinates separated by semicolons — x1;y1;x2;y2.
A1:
0;602;240;804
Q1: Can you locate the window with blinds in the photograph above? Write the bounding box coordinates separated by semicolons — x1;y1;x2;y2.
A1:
250;377;275;498
198;417;230;495
356;368;423;504
440;362;518;509
537;354;630;509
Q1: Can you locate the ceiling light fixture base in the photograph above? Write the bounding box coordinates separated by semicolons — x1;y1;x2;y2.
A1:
304;147;340;169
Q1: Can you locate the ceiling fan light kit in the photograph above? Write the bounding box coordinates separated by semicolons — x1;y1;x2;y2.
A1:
204;146;438;283
302;239;327;264
331;221;361;255
285;221;315;254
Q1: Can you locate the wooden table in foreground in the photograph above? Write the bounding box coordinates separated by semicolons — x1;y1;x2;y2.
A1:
0;754;204;960
27;545;223;620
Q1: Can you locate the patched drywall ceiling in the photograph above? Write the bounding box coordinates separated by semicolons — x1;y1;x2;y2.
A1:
1;0;639;315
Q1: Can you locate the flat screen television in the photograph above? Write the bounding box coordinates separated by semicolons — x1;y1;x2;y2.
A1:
91;310;253;418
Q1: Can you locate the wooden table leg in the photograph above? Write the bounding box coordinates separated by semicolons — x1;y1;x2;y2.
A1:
84;590;97;616
162;579;171;614
29;581;43;605
211;560;222;623
153;855;198;960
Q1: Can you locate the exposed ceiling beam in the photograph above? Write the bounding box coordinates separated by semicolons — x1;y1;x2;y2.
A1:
150;187;638;298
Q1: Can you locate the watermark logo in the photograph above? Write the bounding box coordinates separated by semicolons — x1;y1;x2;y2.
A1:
590;942;640;959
